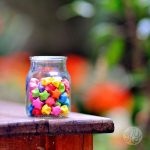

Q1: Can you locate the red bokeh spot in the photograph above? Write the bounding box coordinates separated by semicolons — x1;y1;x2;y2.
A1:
84;82;132;113
67;54;89;89
0;51;30;86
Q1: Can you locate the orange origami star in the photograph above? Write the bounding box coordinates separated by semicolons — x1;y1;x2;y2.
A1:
52;89;61;100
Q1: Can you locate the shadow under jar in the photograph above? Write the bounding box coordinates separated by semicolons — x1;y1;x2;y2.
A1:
26;56;71;117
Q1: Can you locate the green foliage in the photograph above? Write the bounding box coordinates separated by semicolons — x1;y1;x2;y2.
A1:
94;134;112;150
105;38;124;66
131;94;146;125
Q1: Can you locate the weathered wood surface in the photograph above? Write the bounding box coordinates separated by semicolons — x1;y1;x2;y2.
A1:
0;101;114;136
0;134;93;150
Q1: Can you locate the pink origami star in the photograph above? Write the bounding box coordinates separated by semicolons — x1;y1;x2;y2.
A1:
51;106;61;116
32;98;43;109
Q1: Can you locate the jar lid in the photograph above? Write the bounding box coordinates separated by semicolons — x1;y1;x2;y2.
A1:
30;56;67;61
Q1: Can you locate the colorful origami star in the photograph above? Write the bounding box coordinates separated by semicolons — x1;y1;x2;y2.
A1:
32;98;44;109
39;90;50;101
46;97;55;107
58;83;65;93
51;89;61;100
61;105;69;116
41;104;51;115
32;88;40;97
51;106;61;116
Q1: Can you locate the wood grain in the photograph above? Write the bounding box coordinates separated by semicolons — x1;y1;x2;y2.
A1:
0;134;93;150
55;134;83;150
0;135;46;150
83;134;93;150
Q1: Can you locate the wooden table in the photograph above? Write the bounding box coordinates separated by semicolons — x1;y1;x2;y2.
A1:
0;101;114;150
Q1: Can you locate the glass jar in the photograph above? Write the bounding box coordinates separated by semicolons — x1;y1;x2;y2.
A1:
26;56;71;117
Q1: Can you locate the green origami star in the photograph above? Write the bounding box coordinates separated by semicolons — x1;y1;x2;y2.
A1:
32;88;40;97
58;83;65;93
39;90;50;101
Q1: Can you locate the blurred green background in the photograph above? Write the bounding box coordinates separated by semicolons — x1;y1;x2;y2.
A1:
0;0;150;149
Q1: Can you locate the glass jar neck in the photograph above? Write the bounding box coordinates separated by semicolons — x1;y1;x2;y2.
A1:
30;56;67;72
